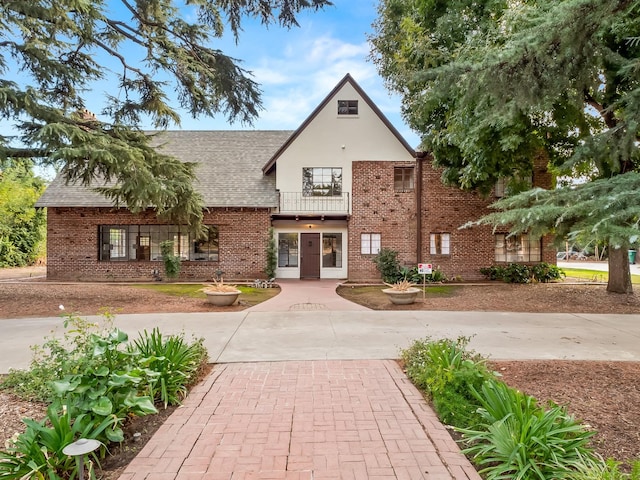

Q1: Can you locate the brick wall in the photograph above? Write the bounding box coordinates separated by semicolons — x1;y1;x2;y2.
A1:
46;207;271;281
349;161;417;281
419;160;495;281
348;157;555;282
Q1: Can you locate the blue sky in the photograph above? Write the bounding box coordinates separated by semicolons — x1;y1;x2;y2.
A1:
99;0;421;148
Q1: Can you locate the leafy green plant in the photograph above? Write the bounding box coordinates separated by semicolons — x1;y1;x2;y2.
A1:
401;337;493;428
0;313;210;478
265;227;277;279
372;247;401;283
481;263;533;283
50;327;158;443
568;457;640;480
502;263;532;283
532;262;565;283
1;314;119;401
0;162;46;267
480;265;504;281
160;240;181;279
458;380;597;480
0;402;110;480
401;265;448;283
132;328;208;408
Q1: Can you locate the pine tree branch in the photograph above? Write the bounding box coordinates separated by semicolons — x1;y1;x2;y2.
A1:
104;20;148;49
1;147;49;159
92;38;147;79
120;0;164;29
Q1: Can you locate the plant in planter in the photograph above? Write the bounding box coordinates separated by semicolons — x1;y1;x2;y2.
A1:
201;278;241;306
382;278;421;305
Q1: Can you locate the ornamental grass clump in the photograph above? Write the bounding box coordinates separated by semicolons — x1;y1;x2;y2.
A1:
201;277;240;293
458;380;597;480
384;278;417;291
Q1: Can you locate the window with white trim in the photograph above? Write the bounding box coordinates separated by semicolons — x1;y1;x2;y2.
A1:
278;233;299;267
361;233;381;255
430;233;450;255
494;234;541;262
322;233;342;268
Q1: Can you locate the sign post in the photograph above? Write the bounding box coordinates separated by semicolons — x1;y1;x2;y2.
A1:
417;263;433;303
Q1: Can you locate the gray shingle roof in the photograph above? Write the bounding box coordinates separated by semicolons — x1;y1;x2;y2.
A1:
36;130;293;208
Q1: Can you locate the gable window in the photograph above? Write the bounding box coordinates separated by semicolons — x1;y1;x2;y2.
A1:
338;100;358;115
322;233;342;268
302;167;342;197
394;167;415;192
494;234;541;262
99;225;218;262
361;233;381;255
430;233;450;255
278;233;299;267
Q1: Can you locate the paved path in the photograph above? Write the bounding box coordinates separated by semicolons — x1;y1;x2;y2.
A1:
4;310;640;373
119;360;480;480
3;278;640;480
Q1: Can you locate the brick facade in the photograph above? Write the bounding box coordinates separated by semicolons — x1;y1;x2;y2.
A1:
348;157;555;282
46;207;271;281
45;160;554;283
349;161;417;281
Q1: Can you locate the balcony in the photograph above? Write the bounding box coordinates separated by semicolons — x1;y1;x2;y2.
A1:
277;192;350;215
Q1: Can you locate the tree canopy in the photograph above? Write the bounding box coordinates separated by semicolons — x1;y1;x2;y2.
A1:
0;160;46;266
371;0;640;293
0;0;330;228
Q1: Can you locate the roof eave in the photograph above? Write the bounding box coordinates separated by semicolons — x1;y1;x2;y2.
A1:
261;73;416;175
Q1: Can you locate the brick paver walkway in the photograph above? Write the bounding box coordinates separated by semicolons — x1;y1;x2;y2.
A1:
119;360;480;480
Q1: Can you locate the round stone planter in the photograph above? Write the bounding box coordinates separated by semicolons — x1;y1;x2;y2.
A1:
382;287;421;305
204;290;240;306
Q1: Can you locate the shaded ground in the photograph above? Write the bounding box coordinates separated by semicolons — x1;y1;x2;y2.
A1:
337;282;640;313
0;277;639;477
489;360;640;466
0;281;279;319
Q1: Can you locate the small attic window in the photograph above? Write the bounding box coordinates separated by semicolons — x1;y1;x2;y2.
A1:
338;100;358;115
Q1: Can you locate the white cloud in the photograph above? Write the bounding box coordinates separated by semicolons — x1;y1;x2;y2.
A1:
182;25;421;146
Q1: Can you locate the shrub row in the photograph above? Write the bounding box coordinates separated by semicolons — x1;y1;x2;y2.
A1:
401;337;639;480
480;262;565;283
0;314;208;480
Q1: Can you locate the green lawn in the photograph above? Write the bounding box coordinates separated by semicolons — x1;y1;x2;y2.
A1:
561;268;640;284
133;283;280;303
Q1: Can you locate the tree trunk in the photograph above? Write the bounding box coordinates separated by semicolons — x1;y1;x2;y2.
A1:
607;246;633;294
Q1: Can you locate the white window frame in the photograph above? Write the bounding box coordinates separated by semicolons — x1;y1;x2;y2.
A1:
361;233;381;255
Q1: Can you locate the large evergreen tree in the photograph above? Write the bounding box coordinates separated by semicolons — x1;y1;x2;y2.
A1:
370;0;640;293
0;0;330;228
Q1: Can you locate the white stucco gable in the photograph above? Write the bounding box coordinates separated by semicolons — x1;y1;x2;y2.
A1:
262;74;416;195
